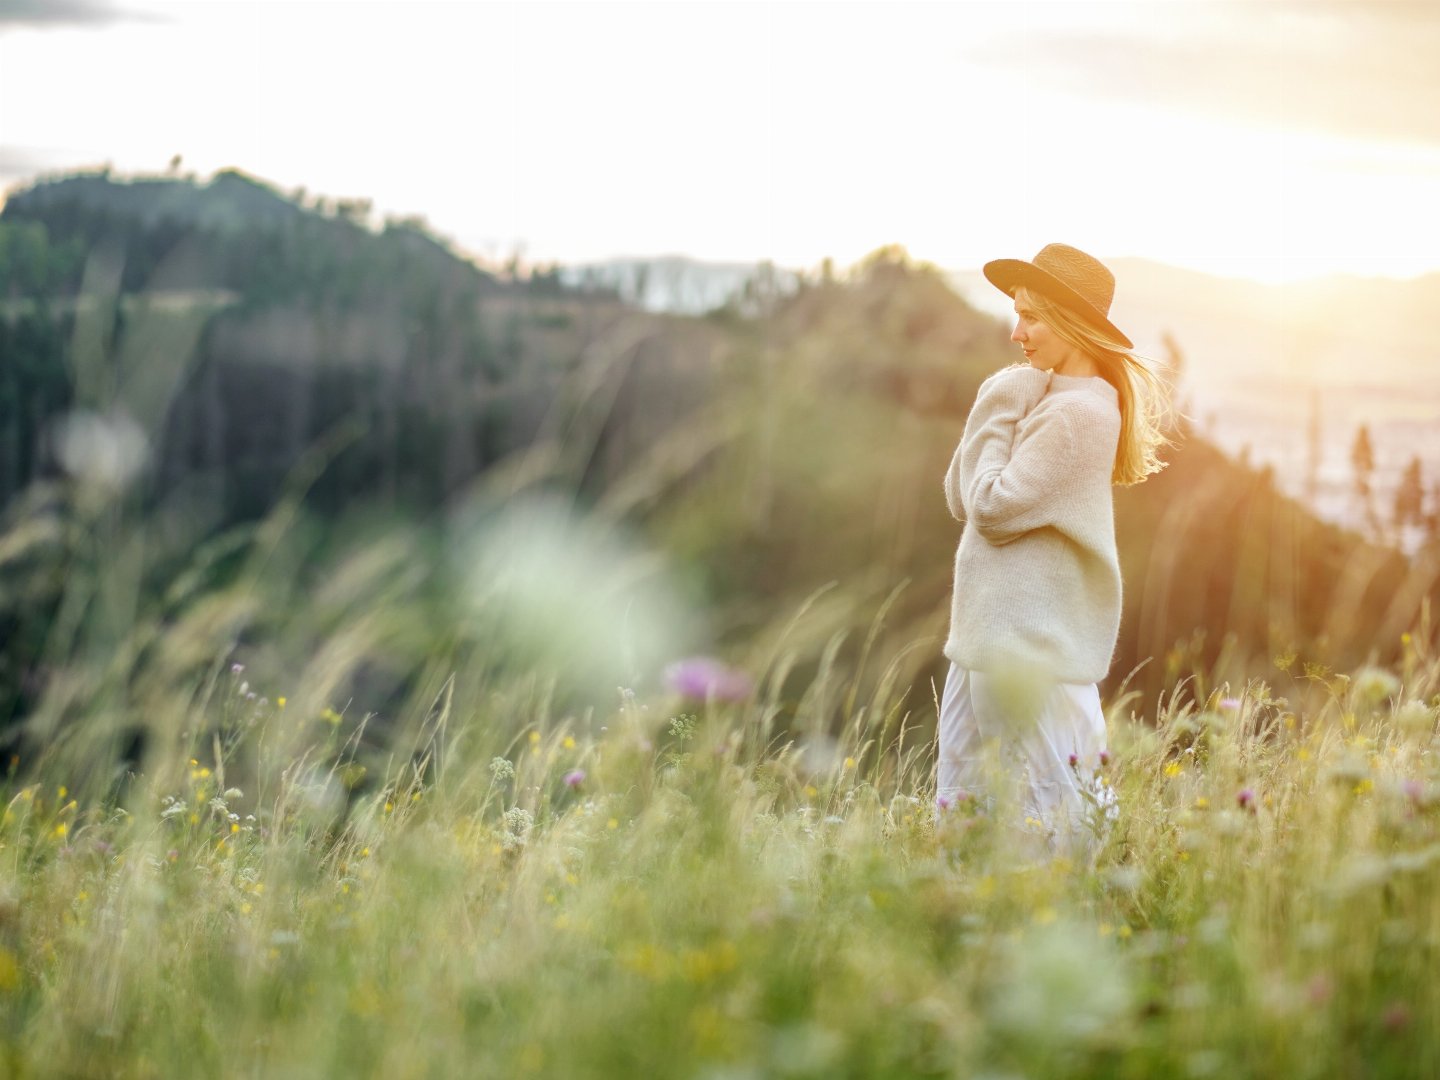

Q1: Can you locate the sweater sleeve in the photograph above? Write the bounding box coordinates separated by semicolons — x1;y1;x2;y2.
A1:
950;365;1051;525
966;401;1104;544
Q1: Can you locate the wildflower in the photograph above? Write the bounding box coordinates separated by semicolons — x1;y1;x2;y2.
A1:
277;697;287;709
489;757;515;782
246;691;257;702
500;807;533;851
1219;697;1241;712
231;663;244;675
936;795;953;812
1164;761;1183;779
843;756;856;770
1382;1002;1412;1033
1395;700;1435;736
1067;752;1079;769
1237;788;1256;812
223;787;243;801
662;657;752;703
564;769;586;789
562;736;576;750
1099;749;1110;767
1352;667;1401;711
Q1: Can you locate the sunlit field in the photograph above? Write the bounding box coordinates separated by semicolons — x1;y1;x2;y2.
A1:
4;481;1440;1078
5;171;1440;1078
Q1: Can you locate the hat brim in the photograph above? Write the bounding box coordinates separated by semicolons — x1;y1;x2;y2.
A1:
983;258;1134;350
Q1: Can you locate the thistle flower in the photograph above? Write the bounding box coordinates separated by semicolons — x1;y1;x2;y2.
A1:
1067;752;1079;769
1237;788;1256;812
663;657;752;703
564;769;586;789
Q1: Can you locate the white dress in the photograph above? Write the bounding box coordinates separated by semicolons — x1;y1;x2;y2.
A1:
936;661;1114;852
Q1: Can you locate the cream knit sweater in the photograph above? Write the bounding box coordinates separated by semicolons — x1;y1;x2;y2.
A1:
943;364;1122;684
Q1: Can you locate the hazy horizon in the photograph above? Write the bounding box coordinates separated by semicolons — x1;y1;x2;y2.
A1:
5;1;1440;286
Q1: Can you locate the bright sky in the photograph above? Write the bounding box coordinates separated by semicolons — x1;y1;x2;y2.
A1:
3;0;1440;283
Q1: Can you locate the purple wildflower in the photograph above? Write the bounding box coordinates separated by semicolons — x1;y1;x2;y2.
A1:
564;769;586;789
1237;787;1256;812
231;663;245;675
936;795;953;812
663;657;752;703
1383;1002;1412;1033
1219;697;1241;711
1404;778;1425;803
1067;752;1079;769
1098;749;1111;768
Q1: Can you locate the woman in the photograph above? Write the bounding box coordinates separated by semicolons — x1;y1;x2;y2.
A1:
937;243;1169;853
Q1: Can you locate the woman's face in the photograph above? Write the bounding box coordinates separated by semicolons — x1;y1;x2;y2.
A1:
1010;289;1084;372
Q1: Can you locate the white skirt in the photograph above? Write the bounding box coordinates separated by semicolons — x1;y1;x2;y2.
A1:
936;662;1115;850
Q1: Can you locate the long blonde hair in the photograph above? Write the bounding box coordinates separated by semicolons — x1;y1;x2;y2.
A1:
1015;286;1172;486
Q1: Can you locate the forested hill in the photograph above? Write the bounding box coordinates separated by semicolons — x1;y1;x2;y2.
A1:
0;168;1435;726
0;167;495;303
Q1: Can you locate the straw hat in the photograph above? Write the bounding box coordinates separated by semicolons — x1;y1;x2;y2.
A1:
982;243;1133;349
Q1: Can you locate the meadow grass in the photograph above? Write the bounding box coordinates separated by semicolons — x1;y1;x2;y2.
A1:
4;609;1440;1078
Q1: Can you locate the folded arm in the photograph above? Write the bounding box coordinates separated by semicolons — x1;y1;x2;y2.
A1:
947;364;1051;525
967;403;1086;543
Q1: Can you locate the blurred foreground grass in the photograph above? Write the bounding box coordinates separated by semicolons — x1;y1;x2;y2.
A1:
4;509;1440;1078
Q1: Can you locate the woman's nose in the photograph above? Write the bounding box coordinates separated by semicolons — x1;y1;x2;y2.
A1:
1010;322;1025;343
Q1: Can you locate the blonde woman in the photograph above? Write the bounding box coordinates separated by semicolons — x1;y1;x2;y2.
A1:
938;243;1169;852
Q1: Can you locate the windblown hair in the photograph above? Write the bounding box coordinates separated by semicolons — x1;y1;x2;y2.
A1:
1015;286;1173;486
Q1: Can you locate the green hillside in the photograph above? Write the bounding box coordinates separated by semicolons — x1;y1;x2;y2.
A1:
0;169;1433;739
